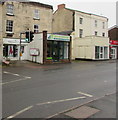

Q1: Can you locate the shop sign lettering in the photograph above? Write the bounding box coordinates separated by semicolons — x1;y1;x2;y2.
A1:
47;34;70;41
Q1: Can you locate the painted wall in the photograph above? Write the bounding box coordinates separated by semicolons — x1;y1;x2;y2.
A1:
72;36;109;59
27;33;43;64
0;3;2;62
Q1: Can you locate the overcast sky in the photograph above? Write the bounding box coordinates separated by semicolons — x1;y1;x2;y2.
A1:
32;0;117;28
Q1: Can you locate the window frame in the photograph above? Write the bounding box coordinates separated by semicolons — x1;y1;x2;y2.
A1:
34;9;40;19
80;17;83;24
79;29;83;38
34;24;39;33
6;20;14;33
6;4;14;15
95;20;97;27
95;31;98;36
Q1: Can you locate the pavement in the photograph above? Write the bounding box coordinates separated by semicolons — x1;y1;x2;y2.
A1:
47;92;116;119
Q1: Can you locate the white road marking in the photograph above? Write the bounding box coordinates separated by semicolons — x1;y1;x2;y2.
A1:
37;96;86;106
1;78;31;85
77;92;93;98
2;71;31;85
6;106;33;120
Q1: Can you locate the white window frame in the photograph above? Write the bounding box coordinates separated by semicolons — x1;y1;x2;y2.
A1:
95;20;97;27
111;48;117;59
34;9;39;19
80;17;83;24
6;4;14;15
6;20;13;33
79;29;83;38
34;24;39;33
103;22;105;29
95;31;98;36
95;46;108;59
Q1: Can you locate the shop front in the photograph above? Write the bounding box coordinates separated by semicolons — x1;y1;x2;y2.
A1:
109;40;118;59
27;31;71;64
45;33;71;64
3;38;28;60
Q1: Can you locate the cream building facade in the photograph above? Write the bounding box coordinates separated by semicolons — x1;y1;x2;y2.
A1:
1;1;53;60
53;4;109;60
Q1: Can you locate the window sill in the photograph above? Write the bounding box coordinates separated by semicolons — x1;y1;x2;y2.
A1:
33;17;40;20
6;13;14;16
6;32;14;34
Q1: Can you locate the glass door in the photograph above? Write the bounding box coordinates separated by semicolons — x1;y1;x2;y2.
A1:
111;48;116;59
52;41;59;62
99;47;104;59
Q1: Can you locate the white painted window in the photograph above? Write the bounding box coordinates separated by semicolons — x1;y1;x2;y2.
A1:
95;31;97;36
80;18;83;24
7;4;14;15
34;25;39;33
103;22;105;29
6;20;13;32
95;20;97;27
102;33;105;37
79;29;83;38
34;9;39;19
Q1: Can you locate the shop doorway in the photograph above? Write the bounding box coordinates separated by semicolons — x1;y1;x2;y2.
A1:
111;48;117;59
47;41;68;62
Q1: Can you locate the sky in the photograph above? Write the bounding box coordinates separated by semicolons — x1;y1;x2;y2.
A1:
31;0;117;28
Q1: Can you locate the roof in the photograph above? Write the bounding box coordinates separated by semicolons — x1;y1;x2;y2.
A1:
109;25;118;30
0;0;53;9
66;8;108;19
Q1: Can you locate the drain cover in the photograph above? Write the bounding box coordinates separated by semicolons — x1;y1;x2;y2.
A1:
65;106;100;119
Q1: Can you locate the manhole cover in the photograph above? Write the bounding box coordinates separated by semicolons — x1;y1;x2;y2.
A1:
65;106;100;119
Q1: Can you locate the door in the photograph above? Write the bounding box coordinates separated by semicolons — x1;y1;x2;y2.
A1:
111;48;117;59
52;41;59;61
99;47;104;59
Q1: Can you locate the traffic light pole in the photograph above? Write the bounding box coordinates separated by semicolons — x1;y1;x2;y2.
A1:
19;33;22;61
19;32;25;61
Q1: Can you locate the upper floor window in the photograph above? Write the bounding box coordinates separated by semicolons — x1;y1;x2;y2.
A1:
34;25;39;33
79;29;83;38
6;20;13;33
80;18;83;24
95;31;97;36
6;4;14;15
34;9;39;19
102;22;105;29
95;20;97;27
102;33;105;37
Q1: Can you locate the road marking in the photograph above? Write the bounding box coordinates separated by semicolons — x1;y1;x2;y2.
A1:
1;78;31;85
37;96;86;106
6;106;33;120
2;71;31;85
77;92;93;98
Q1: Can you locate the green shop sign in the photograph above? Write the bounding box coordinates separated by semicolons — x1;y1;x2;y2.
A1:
47;34;70;42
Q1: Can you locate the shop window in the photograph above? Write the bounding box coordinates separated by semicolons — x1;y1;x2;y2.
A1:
6;20;13;33
6;4;14;15
95;46;108;59
95;46;99;59
47;41;53;59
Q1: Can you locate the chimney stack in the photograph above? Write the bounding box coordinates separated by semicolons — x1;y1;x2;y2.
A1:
58;4;65;9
